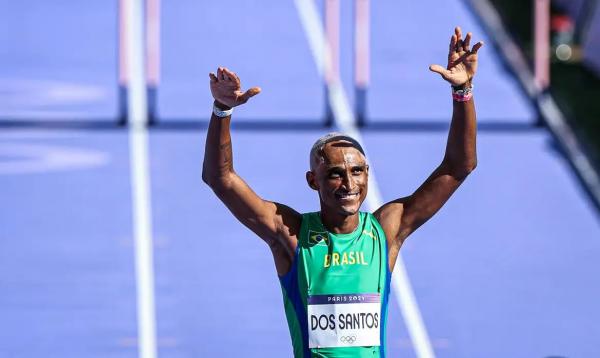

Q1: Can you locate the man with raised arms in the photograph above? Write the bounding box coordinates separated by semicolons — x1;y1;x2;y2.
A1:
202;27;483;357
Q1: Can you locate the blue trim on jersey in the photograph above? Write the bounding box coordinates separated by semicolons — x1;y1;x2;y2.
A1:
279;246;311;358
380;266;392;357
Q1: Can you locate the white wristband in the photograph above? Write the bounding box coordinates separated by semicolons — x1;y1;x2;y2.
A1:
213;104;233;118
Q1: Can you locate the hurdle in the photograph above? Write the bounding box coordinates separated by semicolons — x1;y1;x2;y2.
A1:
119;0;160;126
324;0;370;127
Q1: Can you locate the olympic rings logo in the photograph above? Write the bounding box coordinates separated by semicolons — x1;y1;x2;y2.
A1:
339;335;357;344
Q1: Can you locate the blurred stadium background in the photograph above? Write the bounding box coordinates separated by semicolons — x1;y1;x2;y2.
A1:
1;0;599;357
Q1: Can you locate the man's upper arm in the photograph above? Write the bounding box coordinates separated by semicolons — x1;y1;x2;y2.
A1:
375;161;467;244
210;172;302;246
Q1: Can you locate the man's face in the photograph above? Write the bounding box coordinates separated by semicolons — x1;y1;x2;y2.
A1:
307;141;369;216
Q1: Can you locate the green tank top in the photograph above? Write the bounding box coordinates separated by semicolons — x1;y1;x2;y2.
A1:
279;212;391;357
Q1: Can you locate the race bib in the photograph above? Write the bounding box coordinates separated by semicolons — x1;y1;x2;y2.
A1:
307;293;381;348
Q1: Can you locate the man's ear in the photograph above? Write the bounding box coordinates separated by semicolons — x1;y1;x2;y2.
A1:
306;171;318;190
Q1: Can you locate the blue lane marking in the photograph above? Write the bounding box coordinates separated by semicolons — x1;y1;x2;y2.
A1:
0;1;119;119
0;132;137;357
159;0;323;121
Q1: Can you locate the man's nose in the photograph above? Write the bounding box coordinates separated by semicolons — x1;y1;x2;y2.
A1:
342;172;356;191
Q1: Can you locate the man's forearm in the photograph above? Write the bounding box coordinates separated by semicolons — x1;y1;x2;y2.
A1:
202;103;235;186
443;97;477;177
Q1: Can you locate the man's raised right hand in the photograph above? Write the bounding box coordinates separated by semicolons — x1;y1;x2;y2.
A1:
209;67;261;109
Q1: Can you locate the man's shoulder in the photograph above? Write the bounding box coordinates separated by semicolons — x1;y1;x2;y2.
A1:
299;211;319;225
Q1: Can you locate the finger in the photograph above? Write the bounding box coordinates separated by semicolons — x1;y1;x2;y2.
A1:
464;32;472;51
449;34;457;54
218;67;226;81
471;41;484;54
455;26;463;51
223;67;237;82
223;67;237;78
209;73;218;83
222;67;232;81
240;87;261;102
429;64;448;76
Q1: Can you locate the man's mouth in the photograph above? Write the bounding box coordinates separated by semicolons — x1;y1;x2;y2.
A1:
335;192;359;200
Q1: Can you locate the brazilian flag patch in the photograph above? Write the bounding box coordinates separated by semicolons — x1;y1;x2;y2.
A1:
308;230;329;246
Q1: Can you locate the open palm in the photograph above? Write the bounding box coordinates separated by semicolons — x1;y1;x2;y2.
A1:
430;27;483;87
209;67;261;108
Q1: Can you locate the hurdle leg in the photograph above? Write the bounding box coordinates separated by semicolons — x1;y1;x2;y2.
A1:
354;0;370;127
145;0;160;126
324;0;340;127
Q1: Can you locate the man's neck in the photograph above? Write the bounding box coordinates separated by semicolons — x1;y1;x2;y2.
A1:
319;210;360;234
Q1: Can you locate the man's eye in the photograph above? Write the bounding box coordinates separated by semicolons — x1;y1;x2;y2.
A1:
329;173;341;179
352;168;364;174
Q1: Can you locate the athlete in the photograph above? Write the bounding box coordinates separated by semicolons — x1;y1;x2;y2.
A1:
203;27;483;357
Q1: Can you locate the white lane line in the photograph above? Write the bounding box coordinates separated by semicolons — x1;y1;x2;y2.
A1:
294;0;333;78
124;0;158;357
294;1;436;357
130;129;157;358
